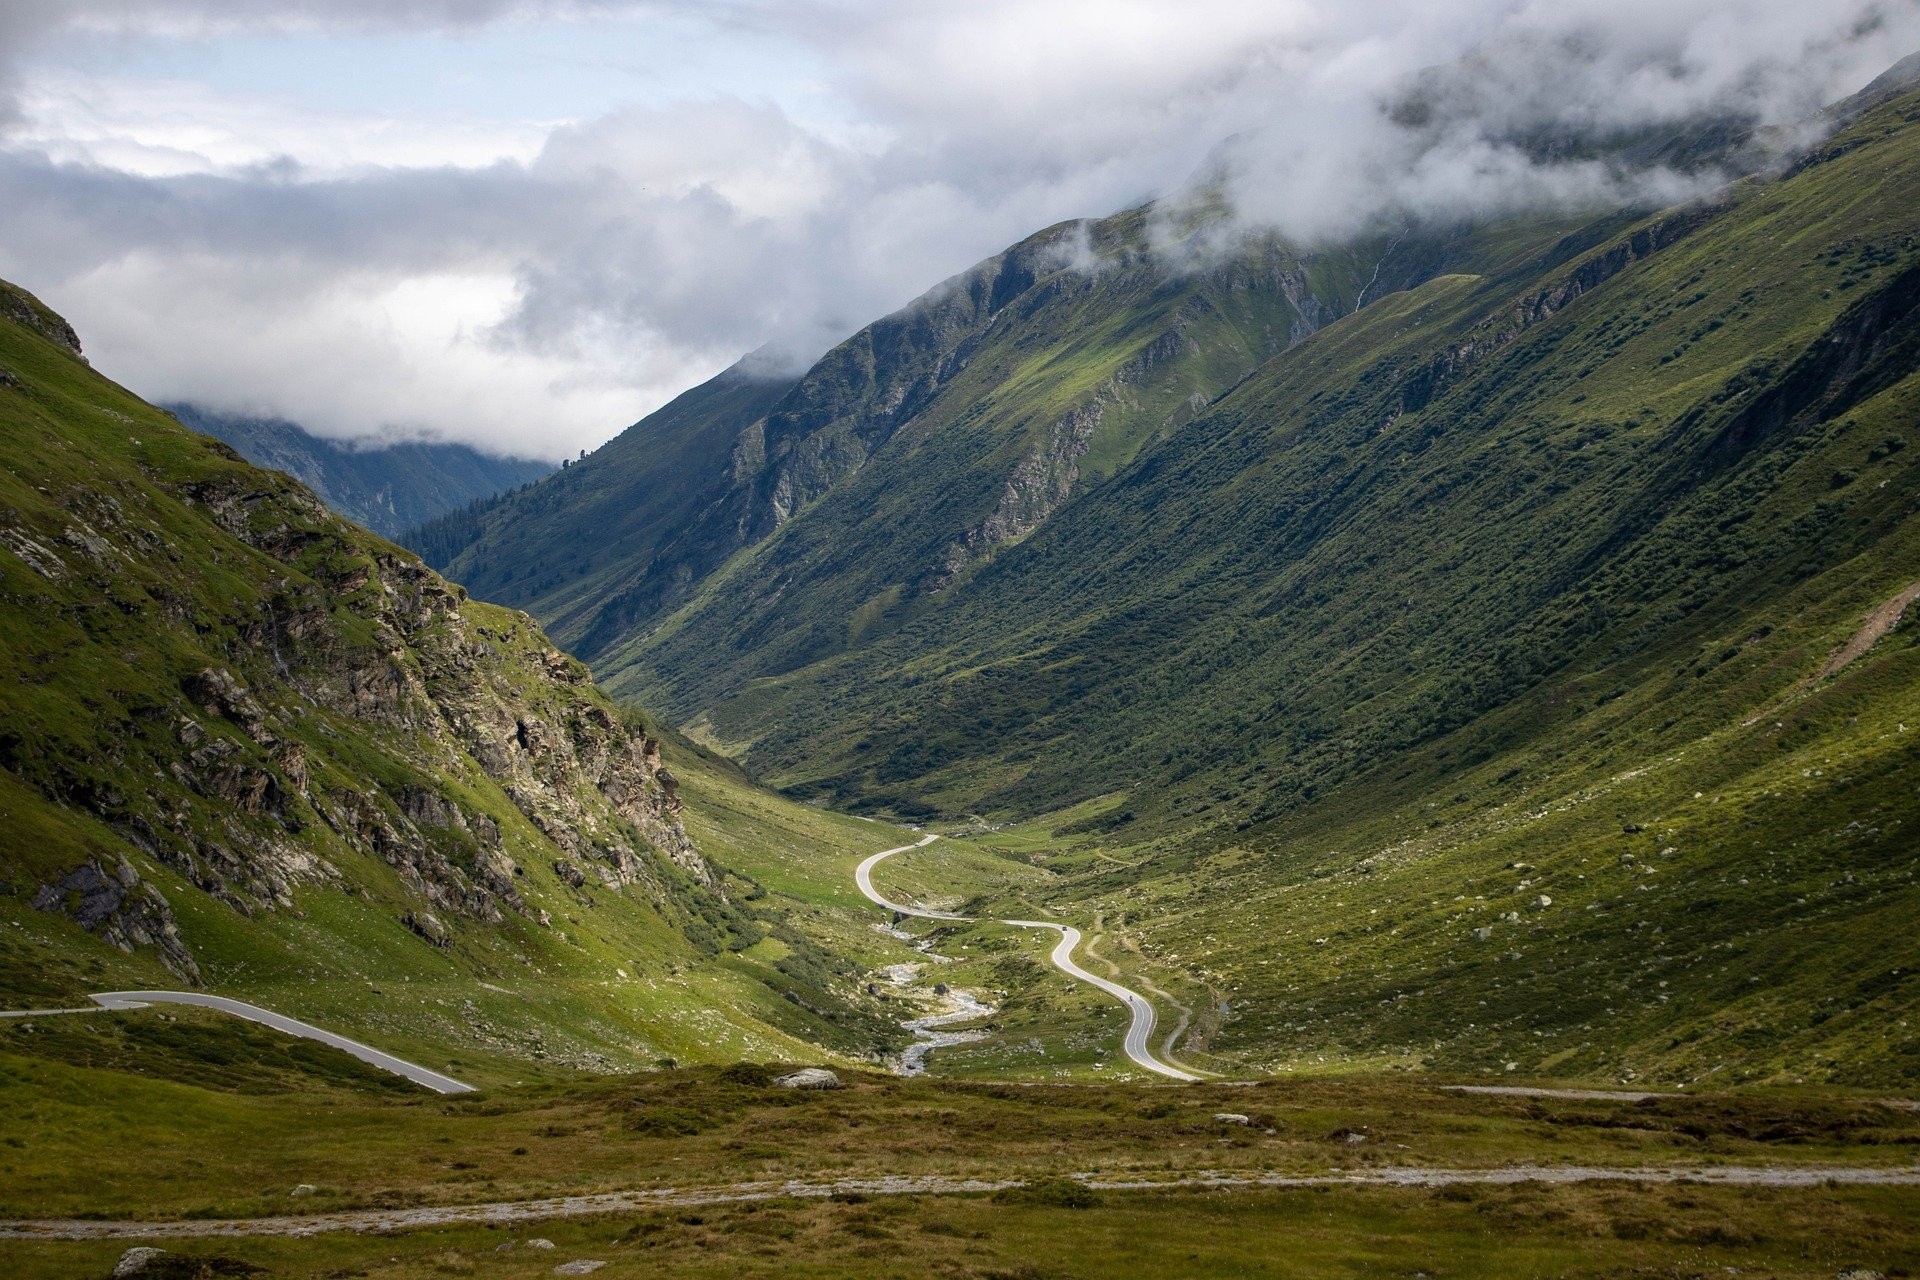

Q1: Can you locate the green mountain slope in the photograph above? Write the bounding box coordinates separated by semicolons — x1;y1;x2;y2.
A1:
413;78;1920;1088
0;286;913;1083
404;360;796;645
166;403;550;538
412;205;1614;675
627;84;1920;830
676;84;1920;1088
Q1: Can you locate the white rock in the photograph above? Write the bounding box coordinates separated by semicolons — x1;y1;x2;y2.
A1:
774;1067;841;1089
290;1183;317;1197
527;1238;556;1250
112;1248;166;1277
554;1263;607;1275
1213;1112;1251;1125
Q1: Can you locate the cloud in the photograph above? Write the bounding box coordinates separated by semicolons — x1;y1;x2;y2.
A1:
1191;1;1920;244
0;1;1913;459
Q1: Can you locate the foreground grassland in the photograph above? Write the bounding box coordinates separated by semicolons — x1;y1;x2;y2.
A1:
2;1025;1917;1276
10;1027;1918;1218
8;1182;1920;1280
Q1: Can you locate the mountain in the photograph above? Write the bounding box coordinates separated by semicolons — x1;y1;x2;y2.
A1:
167;403;550;538
409;206;1624;662
0;284;906;1081
402;359;797;639
415;71;1920;1087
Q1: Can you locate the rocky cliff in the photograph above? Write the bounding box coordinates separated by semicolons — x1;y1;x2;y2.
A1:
0;279;708;989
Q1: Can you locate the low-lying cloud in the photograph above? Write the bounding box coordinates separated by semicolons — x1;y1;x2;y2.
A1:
0;0;1913;459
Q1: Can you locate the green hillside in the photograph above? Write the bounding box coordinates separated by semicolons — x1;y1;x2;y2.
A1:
0;283;926;1083
624;85;1920;821
403;360;796;642
168;403;551;539
426;80;1920;1088
411;205;1612;672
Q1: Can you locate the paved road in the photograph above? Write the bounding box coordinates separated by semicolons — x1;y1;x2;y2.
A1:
6;1163;1917;1240
855;837;1199;1082
83;992;476;1094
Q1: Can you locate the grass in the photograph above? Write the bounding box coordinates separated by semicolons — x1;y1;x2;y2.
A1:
4;1027;1918;1219
8;1181;1920;1279
2;1032;1918;1276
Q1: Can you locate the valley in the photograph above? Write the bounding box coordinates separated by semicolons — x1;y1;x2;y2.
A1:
853;834;1198;1080
1;28;1919;1280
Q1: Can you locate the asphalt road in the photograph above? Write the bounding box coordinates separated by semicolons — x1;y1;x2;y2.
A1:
86;992;476;1094
855;836;1199;1082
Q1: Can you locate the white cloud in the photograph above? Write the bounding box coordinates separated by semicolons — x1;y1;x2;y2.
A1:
0;0;1913;459
13;72;555;176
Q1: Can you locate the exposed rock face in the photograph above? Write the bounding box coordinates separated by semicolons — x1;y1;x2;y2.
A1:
921;322;1215;592
400;910;452;948
31;858;200;983
9;419;708;980
0;282;84;359
736;229;1078;544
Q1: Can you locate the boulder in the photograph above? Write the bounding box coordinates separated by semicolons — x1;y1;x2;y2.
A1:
290;1183;317;1197
1213;1112;1251;1125
400;910;451;948
554;1263;607;1276
112;1248;166;1277
773;1067;841;1090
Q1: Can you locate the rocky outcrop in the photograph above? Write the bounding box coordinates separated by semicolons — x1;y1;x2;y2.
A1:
773;1067;841;1089
0;282;83;359
31;858;200;983
1396;201;1721;419
922;323;1208;591
13;432;705;975
736;224;1090;544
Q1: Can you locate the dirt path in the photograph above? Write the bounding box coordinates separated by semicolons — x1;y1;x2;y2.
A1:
8;1164;1918;1241
1444;1085;1660;1102
1819;577;1920;678
1746;577;1920;726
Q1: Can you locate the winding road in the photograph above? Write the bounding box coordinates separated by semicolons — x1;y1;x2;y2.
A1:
3;991;475;1094
855;835;1199;1082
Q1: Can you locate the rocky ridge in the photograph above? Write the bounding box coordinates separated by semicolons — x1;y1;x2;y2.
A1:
0;280;711;984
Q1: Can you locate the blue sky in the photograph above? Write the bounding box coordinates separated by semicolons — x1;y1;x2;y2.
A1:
0;1;1911;460
32;12;836;130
